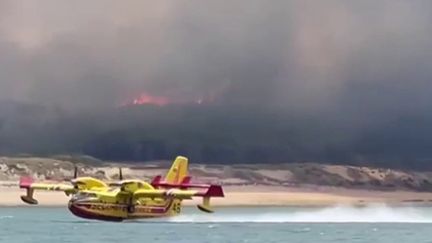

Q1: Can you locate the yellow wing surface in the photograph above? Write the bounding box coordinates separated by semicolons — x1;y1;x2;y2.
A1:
133;185;224;213
133;189;198;199
26;183;75;191
19;176;109;205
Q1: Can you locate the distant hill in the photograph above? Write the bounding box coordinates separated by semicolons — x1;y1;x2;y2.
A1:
1;100;432;169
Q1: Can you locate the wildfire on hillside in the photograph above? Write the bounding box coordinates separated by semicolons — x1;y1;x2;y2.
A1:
132;93;169;106
120;92;203;107
119;92;171;107
120;88;225;107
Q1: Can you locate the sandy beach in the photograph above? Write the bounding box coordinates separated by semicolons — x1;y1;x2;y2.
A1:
3;184;432;207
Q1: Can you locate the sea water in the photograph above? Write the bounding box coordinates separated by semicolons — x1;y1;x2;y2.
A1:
1;205;432;243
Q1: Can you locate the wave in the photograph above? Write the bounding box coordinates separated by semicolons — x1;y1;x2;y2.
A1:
0;215;14;219
167;205;432;223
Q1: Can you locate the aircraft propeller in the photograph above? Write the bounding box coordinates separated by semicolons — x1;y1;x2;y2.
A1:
61;165;80;195
119;167;123;180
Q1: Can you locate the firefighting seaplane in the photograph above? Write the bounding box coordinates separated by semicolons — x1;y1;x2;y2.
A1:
19;156;224;221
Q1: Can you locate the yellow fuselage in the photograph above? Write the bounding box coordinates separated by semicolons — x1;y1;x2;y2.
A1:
68;190;182;221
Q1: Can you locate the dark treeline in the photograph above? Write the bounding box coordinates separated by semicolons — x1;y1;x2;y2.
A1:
1;101;432;170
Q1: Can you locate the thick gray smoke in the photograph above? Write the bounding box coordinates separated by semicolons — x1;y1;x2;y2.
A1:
1;1;432;166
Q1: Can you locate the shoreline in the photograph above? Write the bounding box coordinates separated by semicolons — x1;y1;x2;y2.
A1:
3;185;432;207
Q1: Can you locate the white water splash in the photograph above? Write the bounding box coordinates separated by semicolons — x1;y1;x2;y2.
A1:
0;215;14;219
168;205;432;223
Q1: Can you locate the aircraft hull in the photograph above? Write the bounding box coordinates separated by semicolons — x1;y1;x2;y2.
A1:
68;199;181;222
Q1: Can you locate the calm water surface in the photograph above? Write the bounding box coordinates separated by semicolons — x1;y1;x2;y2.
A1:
1;205;432;243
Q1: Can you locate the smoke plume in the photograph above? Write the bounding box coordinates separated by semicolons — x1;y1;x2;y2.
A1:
1;1;432;167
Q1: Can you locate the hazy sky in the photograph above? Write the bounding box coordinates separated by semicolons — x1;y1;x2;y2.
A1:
1;1;432;164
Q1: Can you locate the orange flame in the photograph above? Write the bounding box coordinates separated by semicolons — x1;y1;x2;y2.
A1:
121;88;224;107
123;92;170;106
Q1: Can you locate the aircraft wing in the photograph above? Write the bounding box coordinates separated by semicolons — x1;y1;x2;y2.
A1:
19;177;74;191
133;185;224;213
19;177;75;205
133;185;224;200
133;189;198;199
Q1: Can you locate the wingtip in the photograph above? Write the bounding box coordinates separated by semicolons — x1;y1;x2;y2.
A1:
19;176;34;189
211;185;225;197
200;185;224;198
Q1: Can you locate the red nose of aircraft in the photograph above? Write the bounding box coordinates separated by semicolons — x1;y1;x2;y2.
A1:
67;201;124;222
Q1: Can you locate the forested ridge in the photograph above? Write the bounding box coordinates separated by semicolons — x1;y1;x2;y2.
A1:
1;101;431;169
